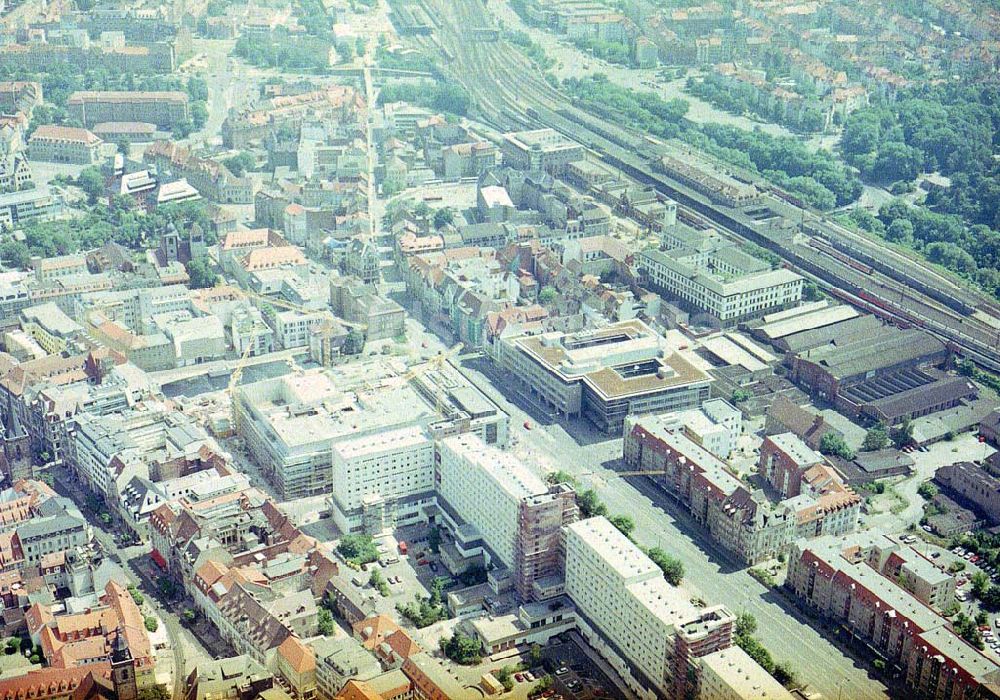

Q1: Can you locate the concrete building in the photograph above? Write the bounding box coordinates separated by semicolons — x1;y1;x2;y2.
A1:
27;126;103;164
564;517;735;699
33;254;88;282
637;230;802;327
436;433;577;601
497;319;711;433
67;91;189;129
19;302;84;354
758;433;825;498
632;398;742;460
500;129;584;175
330;426;435;534
234;360;509;500
698;646;793;699
313;636;382;699
935;462;1000;526
786;533;1000;699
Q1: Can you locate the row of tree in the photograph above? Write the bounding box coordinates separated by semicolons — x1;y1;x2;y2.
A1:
686;74;827;134
561;75;862;210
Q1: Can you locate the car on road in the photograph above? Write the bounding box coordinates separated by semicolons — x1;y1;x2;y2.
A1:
555;667;569;676
515;673;524;682
524;421;532;430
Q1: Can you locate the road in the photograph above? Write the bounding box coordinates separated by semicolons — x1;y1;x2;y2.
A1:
414;347;888;699
43;462;214;698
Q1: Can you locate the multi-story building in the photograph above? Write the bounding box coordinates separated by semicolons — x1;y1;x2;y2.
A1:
0;186;60;227
624;417;859;563
758;433;825;498
935;461;1000;526
27;125;103;165
634;398;742;460
26;580;156;687
67;91;189;129
786;533;999;699
234;360;508;500
272;309;332;350
564;517;735;699
313;636;383;699
497;319;712;433
636;229;802;327
698;646;794;699
329;426;435;534
19;302;84;354
500;129;584;176
436;433;577;601
32;254;88;282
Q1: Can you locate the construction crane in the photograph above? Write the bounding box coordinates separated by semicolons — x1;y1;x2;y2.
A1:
401;342;464;382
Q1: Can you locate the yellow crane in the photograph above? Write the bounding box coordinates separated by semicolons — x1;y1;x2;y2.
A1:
401;341;464;382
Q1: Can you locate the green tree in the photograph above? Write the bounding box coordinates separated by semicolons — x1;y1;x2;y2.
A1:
819;432;854;460
917;481;938;500
538;286;558;304
861;424;890;452
731;389;751;403
185;256;218;289
144;616;158;633
0;240;30;269
115;136;131;157
545;470;578;486
137;685;171;700
610;514;635;539
223;152;256;177
647;547;684;586
735;612;757;640
439;631;481;664
972;571;990;598
337;534;378;564
428;524;442;554
891;418;915;449
343;329;366;355
317;607;335;636
77;167;105;205
577;489;607;518
433;207;454;229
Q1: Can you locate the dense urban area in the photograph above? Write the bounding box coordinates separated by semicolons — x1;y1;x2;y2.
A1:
0;0;998;698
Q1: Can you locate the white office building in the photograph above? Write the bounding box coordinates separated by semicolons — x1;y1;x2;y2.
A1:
330;425;435;534
564;517;735;699
436;433;576;600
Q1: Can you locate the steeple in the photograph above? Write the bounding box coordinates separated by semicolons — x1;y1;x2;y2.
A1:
110;629;138;700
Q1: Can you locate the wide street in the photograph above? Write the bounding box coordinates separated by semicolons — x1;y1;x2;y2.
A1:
415;340;892;699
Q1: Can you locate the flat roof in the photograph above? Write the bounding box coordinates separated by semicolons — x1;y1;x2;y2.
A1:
512;319;710;400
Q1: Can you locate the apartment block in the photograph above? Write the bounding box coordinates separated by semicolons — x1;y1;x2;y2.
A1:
436;433;577;602
67;91;190;129
28;125;103;164
758;432;825;498
330;426;435;534
564;517;735;699
624;418;859;564
698;647;793;699
786;533;999;699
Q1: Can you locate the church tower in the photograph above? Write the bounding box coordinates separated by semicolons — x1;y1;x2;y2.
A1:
110;630;138;700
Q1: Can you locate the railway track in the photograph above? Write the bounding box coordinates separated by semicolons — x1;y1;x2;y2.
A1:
396;0;1000;371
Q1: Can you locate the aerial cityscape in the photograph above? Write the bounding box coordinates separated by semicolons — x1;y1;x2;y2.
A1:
0;0;998;698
